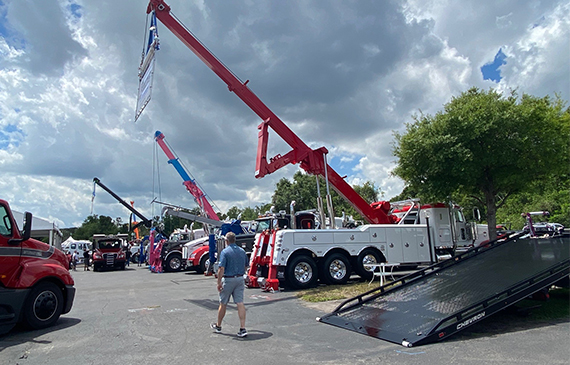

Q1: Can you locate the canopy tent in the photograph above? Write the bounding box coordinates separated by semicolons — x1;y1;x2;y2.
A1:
12;210;63;249
61;236;92;251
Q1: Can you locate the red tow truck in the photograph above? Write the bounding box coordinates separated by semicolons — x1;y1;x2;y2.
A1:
91;234;128;271
0;199;75;335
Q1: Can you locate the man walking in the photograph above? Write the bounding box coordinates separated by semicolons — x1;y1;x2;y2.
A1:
211;232;249;337
83;250;90;271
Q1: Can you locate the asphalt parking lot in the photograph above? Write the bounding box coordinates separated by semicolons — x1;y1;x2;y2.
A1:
1;266;568;365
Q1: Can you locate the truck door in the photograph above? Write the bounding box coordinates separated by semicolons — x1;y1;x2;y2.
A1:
0;203;22;287
451;206;472;248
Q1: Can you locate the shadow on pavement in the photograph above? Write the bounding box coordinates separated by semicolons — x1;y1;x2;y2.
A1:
0;317;81;352
211;329;273;341
184;296;297;311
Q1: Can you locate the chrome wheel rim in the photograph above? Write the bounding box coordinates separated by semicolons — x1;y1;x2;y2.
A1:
362;254;378;272
294;262;313;284
329;259;347;280
170;257;181;270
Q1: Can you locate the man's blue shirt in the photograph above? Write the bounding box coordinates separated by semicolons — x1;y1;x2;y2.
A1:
219;243;247;276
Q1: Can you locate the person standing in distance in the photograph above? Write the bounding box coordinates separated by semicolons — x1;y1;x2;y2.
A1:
211;232;248;337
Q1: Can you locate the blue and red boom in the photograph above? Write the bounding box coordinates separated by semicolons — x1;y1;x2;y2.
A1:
154;131;220;221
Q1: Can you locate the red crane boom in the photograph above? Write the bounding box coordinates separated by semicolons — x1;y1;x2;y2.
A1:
146;0;393;224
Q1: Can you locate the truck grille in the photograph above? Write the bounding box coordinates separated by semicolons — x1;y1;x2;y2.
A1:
103;253;116;265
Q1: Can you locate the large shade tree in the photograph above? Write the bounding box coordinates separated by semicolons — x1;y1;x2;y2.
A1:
393;88;569;239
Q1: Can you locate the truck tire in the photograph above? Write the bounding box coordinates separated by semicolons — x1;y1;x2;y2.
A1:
355;249;383;280
321;253;352;285
286;255;318;289
196;255;209;274
23;282;64;330
165;253;183;272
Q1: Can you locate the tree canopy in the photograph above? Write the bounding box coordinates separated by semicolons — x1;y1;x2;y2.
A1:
271;171;380;222
393;87;569;238
70;215;129;241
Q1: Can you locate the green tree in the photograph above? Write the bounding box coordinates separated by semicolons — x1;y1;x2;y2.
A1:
393;88;569;238
225;206;242;219
271;171;381;222
240;207;259;220
495;174;570;229
73;215;128;240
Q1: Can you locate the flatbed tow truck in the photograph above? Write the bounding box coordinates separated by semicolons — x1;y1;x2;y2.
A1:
318;231;570;346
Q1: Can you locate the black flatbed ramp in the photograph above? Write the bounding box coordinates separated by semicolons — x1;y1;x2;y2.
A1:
318;233;570;347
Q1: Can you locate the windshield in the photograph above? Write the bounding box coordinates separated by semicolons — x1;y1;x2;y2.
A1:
0;205;12;236
256;219;271;233
98;240;121;249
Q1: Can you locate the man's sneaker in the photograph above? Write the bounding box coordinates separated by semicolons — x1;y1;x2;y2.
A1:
210;323;221;333
237;328;248;338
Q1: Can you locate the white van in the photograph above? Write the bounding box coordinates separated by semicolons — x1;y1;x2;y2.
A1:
62;240;91;264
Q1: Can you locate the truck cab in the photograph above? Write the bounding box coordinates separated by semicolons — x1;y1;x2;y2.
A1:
91;234;128;271
0;199;75;335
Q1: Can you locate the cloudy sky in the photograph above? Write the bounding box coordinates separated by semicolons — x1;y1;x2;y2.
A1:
0;0;568;229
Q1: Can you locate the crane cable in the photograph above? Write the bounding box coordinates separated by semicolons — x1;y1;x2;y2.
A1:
152;139;162;219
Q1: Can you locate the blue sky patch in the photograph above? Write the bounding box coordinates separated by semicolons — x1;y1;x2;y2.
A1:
328;152;361;181
69;3;82;18
0;2;26;50
0;2;9;39
0;124;24;149
481;49;507;82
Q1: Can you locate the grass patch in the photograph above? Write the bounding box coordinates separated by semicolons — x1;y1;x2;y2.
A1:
296;280;375;302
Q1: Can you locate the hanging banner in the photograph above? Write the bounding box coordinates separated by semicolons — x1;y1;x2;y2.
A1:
135;12;160;122
135;54;155;122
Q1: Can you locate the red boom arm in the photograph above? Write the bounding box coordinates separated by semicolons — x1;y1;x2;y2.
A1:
147;0;393;224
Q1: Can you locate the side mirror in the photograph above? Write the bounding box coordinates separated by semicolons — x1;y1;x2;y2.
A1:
8;211;32;245
473;208;481;222
21;212;32;241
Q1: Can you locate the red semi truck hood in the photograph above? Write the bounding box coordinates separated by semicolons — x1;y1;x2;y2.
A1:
22;238;70;268
11;237;74;288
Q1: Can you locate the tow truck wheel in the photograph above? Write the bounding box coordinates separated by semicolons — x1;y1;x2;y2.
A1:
197;255;209;274
286;255;318;289
23;282;64;330
165;254;183;272
356;249;383;280
321;253;352;285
